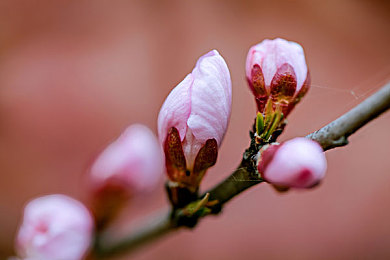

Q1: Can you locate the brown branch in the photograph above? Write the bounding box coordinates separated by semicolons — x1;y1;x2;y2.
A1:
94;81;390;258
307;81;390;151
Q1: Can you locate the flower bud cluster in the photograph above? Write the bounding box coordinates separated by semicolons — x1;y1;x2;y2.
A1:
15;124;164;259
13;38;326;259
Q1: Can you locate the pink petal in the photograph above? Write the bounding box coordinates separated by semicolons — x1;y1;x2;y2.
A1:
157;74;193;144
187;50;232;146
262;138;327;188
246;38;308;92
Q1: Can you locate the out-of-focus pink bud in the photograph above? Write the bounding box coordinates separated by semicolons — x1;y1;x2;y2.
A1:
246;38;310;116
16;195;94;260
258;138;327;189
88;124;163;228
90;124;163;193
158;50;232;206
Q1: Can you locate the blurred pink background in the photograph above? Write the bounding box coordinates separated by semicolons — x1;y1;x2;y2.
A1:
1;0;390;259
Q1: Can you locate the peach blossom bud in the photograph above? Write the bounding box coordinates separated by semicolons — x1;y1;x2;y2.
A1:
158;50;232;206
258;138;327;189
89;124;163;193
246;38;310;116
88;124;164;228
16;195;94;260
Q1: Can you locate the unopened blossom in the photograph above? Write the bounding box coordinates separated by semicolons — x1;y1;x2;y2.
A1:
258;138;327;189
158;50;232;205
16;194;94;260
246;38;310;116
88;124;163;228
89;124;163;193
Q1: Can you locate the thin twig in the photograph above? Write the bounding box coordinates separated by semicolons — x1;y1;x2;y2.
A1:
95;209;174;257
307;81;390;150
94;81;390;258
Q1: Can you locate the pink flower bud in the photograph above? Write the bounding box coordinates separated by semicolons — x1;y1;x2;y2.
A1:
16;195;94;260
246;38;310;116
158;50;232;194
88;124;164;228
258;138;327;189
89;124;163;194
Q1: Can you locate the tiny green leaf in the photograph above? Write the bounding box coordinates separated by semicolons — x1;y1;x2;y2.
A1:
182;193;210;217
264;110;283;141
256;112;264;135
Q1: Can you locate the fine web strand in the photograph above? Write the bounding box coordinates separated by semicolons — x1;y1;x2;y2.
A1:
308;66;390;111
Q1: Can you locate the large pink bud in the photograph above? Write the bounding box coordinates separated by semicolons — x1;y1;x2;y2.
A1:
16;194;94;260
88;124;163;228
158;50;232;205
258;138;327;189
246;38;310;116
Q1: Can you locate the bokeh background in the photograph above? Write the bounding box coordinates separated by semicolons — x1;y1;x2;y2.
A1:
1;0;390;259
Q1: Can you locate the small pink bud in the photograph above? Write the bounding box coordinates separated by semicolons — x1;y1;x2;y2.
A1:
88;124;164;228
158;50;232;191
246;38;310;116
16;195;94;260
258;138;327;189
